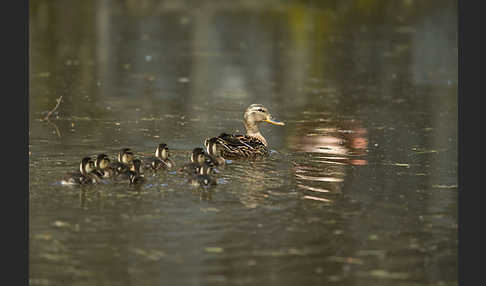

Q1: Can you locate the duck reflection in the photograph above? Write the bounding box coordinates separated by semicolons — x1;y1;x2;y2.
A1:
221;160;287;209
287;119;368;201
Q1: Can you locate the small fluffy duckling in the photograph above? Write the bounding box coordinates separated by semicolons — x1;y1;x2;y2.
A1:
179;147;211;175
61;157;102;185
109;148;134;181
129;159;145;185
95;154;115;178
205;137;226;166
188;164;217;187
143;143;175;171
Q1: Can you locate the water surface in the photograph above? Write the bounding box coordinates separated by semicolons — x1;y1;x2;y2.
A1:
29;1;457;285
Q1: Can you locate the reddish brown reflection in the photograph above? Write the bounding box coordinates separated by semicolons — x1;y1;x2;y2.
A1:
286;119;368;201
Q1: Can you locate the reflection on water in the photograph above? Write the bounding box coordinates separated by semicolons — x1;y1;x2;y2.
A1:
287;118;369;201
30;0;457;286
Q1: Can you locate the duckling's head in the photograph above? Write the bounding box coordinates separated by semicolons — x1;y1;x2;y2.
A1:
95;154;111;170
80;157;96;175
118;148;134;164
155;143;169;160
190;148;207;164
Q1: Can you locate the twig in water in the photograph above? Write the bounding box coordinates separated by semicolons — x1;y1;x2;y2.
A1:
41;96;63;138
43;96;63;121
46;120;62;138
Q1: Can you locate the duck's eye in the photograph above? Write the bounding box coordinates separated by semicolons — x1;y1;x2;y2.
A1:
257;108;265;113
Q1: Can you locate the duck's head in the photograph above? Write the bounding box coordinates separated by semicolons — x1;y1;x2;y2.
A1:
242;104;285;145
95;154;111;170
190;147;207;164
118;148;134;164
244;104;285;127
80;157;96;175
155;143;169;160
243;104;284;137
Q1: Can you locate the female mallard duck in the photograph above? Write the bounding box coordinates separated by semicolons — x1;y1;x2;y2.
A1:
142;143;175;171
204;104;285;159
61;157;102;185
188;164;217;187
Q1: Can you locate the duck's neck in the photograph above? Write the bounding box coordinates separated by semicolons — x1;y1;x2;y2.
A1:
244;120;268;146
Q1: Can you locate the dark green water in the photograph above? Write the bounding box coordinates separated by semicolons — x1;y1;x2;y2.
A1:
29;1;457;285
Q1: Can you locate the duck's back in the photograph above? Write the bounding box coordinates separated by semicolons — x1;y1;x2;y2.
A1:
210;133;269;159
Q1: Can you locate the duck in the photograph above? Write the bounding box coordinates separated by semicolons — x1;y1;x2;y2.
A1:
95;154;115;178
129;159;145;185
179;147;212;175
188;164;217;187
142;143;175;171
204;104;284;160
61;157;102;185
109;148;134;175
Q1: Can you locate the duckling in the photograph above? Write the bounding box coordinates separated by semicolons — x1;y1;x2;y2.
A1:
109;148;134;177
61;157;101;185
188;164;217;187
205;137;226;166
142;143;175;171
95;154;115;178
129;159;145;185
204;104;285;159
179;147;211;175
159;143;175;169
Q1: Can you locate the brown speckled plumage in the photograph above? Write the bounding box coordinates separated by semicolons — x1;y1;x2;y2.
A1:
204;104;284;160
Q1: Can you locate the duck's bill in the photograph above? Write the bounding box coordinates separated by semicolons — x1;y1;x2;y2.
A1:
264;118;285;126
